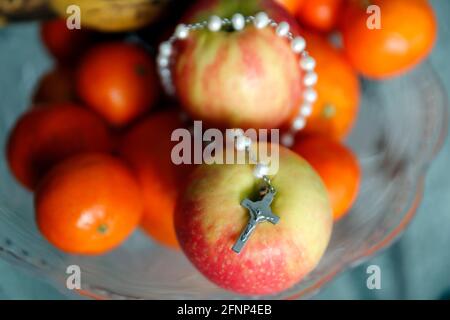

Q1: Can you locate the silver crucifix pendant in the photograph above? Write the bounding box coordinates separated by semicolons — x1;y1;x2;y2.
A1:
232;188;280;254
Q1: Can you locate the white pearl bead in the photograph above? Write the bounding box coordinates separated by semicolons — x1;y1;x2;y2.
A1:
235;140;246;151
300;56;316;71
158;67;170;78
157;55;169;68
227;128;244;140
159;41;172;56
276;21;290;37
253;163;270;178
162;81;174;94
303;71;318;87
281;133;295;147
235;135;251;151
208;15;222;32
164;83;175;95
291;36;306;53
292;117;306;130
300;103;313;117
162;76;173;87
232;13;245;31
254;12;269;29
304;88;318;103
175;24;189;39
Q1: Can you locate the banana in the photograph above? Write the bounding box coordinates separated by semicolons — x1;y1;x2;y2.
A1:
49;0;170;32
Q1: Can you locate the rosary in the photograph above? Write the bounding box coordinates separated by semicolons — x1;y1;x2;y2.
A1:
232;177;280;253
157;12;317;254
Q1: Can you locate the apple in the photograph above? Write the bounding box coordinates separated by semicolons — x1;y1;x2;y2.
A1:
174;144;332;295
173;0;304;129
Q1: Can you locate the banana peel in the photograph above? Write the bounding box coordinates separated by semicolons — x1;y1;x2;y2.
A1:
49;0;170;32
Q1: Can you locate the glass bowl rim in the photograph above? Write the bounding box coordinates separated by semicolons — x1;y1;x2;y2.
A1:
0;62;448;300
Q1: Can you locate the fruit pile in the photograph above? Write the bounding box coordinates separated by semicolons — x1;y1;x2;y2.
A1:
4;0;436;295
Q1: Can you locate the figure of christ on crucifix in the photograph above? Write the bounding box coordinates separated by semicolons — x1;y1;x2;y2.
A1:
232;188;280;254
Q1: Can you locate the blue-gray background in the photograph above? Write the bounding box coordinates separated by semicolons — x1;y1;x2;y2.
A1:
0;0;449;300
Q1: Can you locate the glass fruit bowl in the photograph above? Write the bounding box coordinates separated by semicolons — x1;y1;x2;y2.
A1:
0;25;448;300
